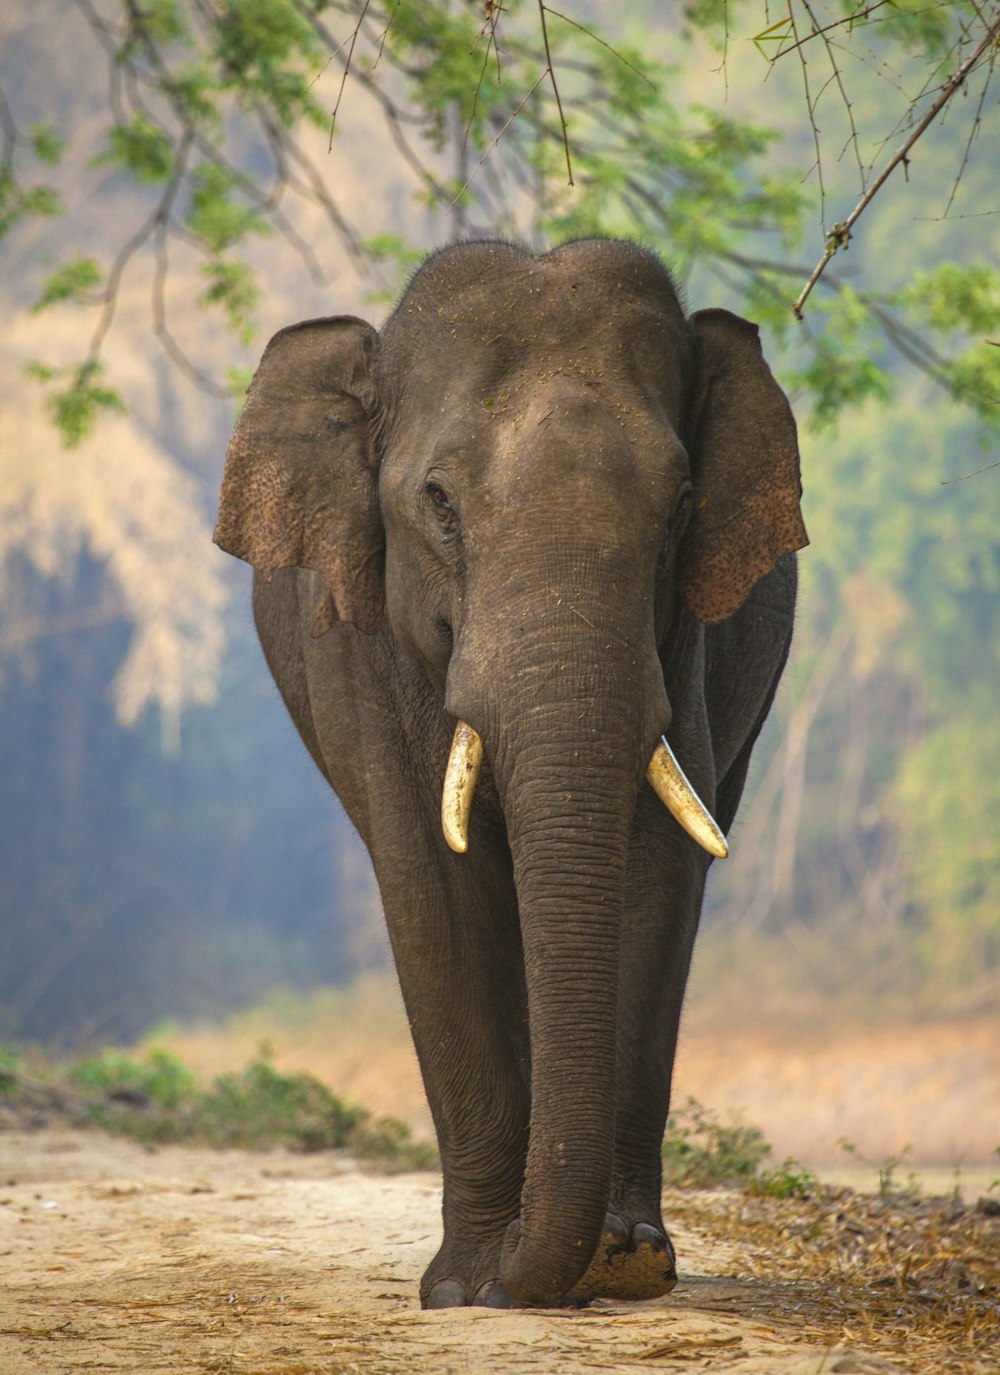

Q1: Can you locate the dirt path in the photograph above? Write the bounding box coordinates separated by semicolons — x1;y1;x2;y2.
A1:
1;1129;919;1375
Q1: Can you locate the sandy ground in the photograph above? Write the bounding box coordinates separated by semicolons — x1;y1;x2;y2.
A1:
4;993;993;1372
0;1128;918;1375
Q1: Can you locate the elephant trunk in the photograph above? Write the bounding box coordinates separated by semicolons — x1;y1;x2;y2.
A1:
443;558;669;1305
485;694;644;1305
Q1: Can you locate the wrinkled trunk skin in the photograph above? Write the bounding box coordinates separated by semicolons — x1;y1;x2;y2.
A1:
500;741;630;1303
449;603;664;1306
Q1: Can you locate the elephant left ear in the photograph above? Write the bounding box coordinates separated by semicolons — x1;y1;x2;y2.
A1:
680;308;808;624
214;316;385;636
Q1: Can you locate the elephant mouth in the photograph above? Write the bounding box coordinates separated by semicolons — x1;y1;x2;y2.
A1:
440;721;728;859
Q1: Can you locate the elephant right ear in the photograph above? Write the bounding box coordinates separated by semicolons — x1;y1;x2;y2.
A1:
680;309;808;624
214;316;384;636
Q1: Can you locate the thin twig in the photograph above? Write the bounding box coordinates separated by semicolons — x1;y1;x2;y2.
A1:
799;0;864;185
87;203;172;364
788;3;828;231
465;2;506;160
765;0;897;62
941;458;1000;485
449;71;547;208
537;1;573;185
297;0;451;203
942;43;994;218
151;219;231;398
544;6;655;88
793;10;1000;319
328;0;372;151
371;0;399;71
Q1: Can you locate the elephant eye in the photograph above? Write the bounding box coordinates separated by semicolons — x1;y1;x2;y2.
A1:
675;486;693;518
425;481;452;511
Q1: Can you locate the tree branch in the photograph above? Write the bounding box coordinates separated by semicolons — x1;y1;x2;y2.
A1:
794;11;1000;318
537;1;572;185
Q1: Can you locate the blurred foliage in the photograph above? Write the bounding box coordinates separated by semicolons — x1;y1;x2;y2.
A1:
2;1;996;441
0;1;998;1042
3;1043;437;1166
68;1044;197;1109
705;387;1000;1010
895;704;1000;987
662;1096;773;1188
24;360;127;446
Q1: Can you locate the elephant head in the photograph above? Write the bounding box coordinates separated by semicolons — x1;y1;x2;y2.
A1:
215;239;806;1304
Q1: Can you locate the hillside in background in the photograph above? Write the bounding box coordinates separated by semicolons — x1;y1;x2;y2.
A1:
0;1;998;1044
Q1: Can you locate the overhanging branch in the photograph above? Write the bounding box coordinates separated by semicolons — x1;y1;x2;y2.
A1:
793;11;1000;318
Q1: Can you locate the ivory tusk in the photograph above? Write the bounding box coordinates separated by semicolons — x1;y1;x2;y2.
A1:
441;721;484;854
647;737;729;859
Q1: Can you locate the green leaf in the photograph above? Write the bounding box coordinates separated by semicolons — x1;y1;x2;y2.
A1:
186;164;269;252
361;233;428;302
899;263;1000;337
212;0;326;128
28;360;127;447
199;259;259;343
164;64;223;136
30;123;65;166
97;114;175;185
31;257;103;313
790;288;894;428
227;365;254;401
131;0;189;47
0;170;63;239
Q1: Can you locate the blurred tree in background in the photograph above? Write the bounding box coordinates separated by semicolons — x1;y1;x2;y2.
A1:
1;1;997;1041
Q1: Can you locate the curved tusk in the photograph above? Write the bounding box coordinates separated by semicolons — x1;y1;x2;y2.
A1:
647;737;729;859
441;721;484;854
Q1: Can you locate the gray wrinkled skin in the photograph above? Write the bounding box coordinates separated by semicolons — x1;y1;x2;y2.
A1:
215;239;807;1310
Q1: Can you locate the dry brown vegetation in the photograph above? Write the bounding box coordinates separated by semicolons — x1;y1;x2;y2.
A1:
671;1186;1000;1374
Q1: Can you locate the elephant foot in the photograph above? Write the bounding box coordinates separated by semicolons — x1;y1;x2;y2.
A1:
421;1236;520;1310
424;1276;515;1309
567;1215;678;1302
420;1215;675;1309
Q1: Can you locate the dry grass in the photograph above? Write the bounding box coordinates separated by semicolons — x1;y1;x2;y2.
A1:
669;1183;1000;1374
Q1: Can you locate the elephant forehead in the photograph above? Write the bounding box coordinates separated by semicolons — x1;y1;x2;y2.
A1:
388;373;684;480
386;338;688;469
380;263;690;426
493;382;683;483
395;305;684;397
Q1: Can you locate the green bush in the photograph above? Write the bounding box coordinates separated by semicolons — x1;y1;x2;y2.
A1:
662;1098;773;1188
68;1046;197;1109
196;1058;364;1150
45;1046;437;1168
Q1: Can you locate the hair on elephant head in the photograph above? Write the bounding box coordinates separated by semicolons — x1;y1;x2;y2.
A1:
216;238;806;1309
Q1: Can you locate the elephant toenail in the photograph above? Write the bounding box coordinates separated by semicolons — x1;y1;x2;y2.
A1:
474;1279;513;1308
602;1215;629;1249
631;1222;667;1252
425;1279;467;1308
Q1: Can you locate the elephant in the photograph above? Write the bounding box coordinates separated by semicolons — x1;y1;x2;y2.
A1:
214;237;807;1310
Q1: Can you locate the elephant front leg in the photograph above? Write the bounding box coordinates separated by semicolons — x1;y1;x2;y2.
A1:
572;799;709;1302
374;845;531;1309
